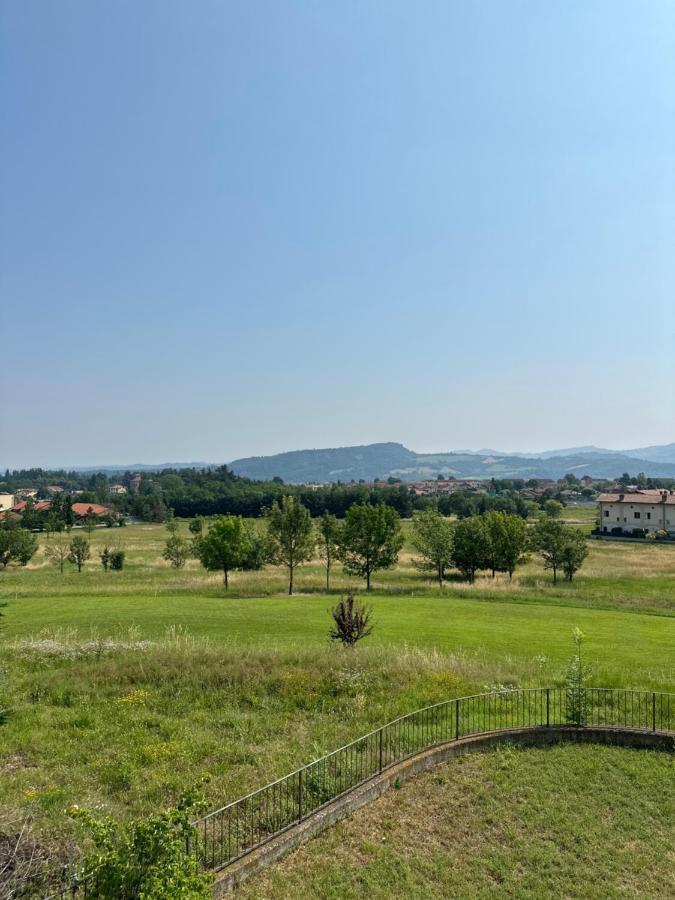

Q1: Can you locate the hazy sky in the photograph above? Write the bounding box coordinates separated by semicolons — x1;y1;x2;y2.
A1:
2;1;674;469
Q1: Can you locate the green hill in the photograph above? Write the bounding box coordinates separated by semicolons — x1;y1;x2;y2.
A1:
229;443;675;483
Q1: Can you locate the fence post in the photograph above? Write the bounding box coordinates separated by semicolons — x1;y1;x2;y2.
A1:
455;698;460;740
652;692;656;732
379;728;383;773
546;688;550;727
297;769;303;822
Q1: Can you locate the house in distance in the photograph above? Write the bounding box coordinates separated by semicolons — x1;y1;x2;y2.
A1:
597;490;675;538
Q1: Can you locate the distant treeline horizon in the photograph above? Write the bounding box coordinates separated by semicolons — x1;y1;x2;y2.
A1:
3;465;675;528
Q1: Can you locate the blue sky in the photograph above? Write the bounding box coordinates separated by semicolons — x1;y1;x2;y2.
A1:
1;1;674;468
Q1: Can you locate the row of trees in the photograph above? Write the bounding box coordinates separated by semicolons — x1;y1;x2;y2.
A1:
141;471;568;523
163;500;589;593
163;499;404;594
413;510;588;585
39;535;126;574
0;527;127;575
43;537;126;574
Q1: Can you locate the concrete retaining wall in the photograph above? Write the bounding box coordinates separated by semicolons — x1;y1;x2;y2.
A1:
212;725;673;895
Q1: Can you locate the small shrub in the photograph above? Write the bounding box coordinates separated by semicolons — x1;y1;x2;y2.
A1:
100;545;112;571
69;794;212;899
109;549;125;571
163;535;190;569
329;592;374;647
565;628;591;726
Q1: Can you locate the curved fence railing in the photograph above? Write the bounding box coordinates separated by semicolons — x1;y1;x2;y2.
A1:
187;687;674;873
46;687;674;898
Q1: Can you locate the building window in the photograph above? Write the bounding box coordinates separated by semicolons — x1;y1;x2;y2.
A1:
647;513;651;520
634;512;641;519
604;510;609;517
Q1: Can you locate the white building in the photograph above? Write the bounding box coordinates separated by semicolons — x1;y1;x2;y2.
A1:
597;490;675;536
0;492;15;512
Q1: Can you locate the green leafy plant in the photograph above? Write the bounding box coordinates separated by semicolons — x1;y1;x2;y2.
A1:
109;549;125;570
565;628;591;726
163;534;190;569
99;545;112;571
68;793;212;899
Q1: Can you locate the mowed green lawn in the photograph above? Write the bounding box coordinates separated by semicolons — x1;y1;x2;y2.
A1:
240;744;675;900
2;521;674;688
5;590;675;689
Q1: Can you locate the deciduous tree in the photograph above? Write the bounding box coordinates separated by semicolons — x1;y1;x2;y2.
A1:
411;510;454;588
531;517;566;583
316;512;341;591
0;528;39;568
45;535;70;574
451;516;490;582
560;529;589;581
543;499;563;519
188;517;205;539
163;534;190;569
265;497;315;595
68;536;90;572
483;511;528;579
194;515;253;589
338;503;403;591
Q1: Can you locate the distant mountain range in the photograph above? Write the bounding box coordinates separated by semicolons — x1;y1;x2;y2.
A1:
467;443;675;463
14;442;675;482
228;442;675;483
9;462;217;475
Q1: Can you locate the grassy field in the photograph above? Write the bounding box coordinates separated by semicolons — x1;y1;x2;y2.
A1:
0;518;674;894
240;744;675;899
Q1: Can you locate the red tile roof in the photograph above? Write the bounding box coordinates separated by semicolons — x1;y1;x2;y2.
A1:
12;500;52;512
597;490;675;506
71;502;112;517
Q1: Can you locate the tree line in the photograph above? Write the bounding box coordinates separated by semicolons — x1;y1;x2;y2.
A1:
162;500;589;593
3;464;591;528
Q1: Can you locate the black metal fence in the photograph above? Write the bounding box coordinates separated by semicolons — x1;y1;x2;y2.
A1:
45;687;674;897
45;873;94;899
187;687;674;873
